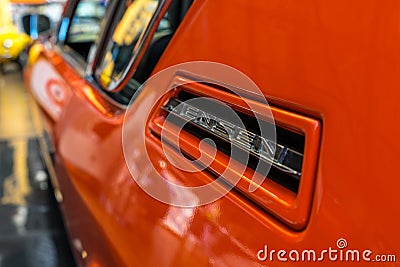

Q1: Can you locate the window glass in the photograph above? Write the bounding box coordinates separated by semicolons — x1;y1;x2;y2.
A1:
97;0;161;88
96;0;193;105
64;0;109;60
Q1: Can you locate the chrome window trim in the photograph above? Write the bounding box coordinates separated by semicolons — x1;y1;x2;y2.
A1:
54;0;174;111
56;0;114;69
94;0;168;92
54;45;129;110
53;0;131;110
54;45;86;77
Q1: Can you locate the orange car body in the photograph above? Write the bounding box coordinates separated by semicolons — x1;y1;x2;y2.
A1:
24;0;400;266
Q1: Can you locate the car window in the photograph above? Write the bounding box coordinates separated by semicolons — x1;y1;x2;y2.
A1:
96;0;161;88
64;0;109;61
95;0;193;105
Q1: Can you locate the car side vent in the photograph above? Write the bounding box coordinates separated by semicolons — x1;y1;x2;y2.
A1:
148;76;321;230
161;91;304;193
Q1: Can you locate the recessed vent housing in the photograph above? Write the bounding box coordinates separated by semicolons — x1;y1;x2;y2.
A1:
148;75;321;230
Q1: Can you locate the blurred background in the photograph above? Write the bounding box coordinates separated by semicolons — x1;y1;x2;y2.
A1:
0;0;76;266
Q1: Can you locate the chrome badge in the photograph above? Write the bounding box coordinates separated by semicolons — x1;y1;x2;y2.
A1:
162;98;303;178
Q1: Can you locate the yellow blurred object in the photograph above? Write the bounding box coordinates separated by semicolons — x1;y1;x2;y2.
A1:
9;0;47;3
113;0;158;46
0;26;32;62
0;0;13;27
99;51;114;87
98;0;158;87
0;0;32;63
27;43;44;66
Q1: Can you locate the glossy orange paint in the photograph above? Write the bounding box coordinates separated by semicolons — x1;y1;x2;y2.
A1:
24;0;400;266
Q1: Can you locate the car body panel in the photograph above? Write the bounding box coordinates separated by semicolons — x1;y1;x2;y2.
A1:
24;0;400;266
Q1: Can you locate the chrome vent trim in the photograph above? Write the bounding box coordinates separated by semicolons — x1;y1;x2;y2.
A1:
162;98;303;176
160;93;305;192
